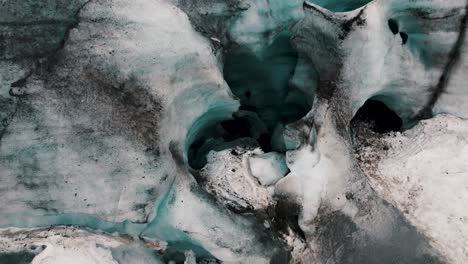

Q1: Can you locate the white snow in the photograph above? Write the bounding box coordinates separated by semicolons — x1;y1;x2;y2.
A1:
248;152;288;186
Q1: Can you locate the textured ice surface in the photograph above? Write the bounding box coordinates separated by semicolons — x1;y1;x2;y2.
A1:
1;0;468;263
201;147;273;211
294;0;468;124
0;227;164;264
0;0;284;262
355;115;468;263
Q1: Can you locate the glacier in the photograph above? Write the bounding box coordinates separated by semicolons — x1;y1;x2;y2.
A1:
1;0;468;263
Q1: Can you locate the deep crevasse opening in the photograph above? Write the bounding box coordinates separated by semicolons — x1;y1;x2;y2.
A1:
187;32;312;170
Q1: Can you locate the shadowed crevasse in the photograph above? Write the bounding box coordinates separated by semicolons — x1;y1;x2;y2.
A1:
351;99;403;134
187;32;311;169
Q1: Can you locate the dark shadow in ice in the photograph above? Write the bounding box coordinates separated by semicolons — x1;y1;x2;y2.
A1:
0;251;38;264
314;209;445;264
350;99;402;134
187;32;311;169
308;0;373;12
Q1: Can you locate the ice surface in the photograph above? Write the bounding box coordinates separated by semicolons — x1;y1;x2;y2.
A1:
294;0;467;124
433;23;468;119
1;0;468;262
0;227;165;264
201;148;273;211
228;0;304;53
0;0;285;261
140;179;286;263
0;0;88;60
358;115;468;263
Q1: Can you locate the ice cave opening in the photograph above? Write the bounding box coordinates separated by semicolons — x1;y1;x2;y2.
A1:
223;33;311;130
310;0;374;12
388;19;399;35
351;99;403;134
187;33;311;170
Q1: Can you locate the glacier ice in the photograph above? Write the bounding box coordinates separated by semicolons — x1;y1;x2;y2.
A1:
0;227;165;264
354;114;468;263
1;0;468;263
